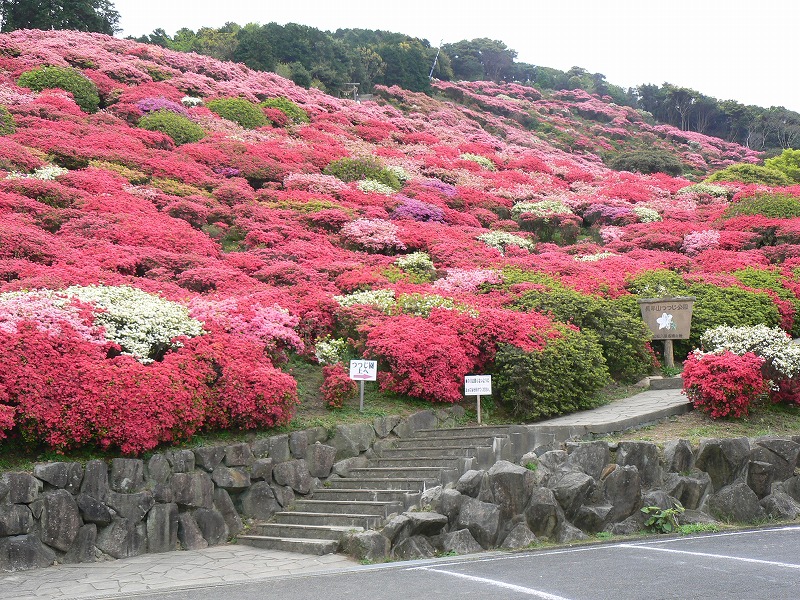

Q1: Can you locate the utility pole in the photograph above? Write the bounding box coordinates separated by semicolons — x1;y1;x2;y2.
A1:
429;39;442;80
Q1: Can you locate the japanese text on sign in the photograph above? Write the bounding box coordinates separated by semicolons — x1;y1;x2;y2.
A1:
464;375;492;396
349;360;377;381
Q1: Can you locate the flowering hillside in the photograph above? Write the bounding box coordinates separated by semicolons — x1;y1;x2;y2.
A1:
0;30;797;453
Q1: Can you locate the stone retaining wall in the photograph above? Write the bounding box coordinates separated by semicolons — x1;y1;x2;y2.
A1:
0;408;464;572
342;435;800;562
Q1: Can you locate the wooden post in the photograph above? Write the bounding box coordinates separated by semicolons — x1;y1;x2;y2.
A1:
664;339;675;369
359;380;365;412
477;395;482;425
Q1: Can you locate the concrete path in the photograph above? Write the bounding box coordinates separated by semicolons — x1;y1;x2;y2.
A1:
530;387;690;441
0;545;359;600
0;385;691;599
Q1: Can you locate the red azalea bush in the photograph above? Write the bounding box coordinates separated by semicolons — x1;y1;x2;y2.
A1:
682;351;767;418
321;363;356;409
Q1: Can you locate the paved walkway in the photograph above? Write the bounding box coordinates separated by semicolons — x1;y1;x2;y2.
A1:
0;384;690;599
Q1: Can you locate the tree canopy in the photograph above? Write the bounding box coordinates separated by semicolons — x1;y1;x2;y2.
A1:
0;0;120;34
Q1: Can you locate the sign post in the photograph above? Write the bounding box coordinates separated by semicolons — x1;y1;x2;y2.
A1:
638;297;695;368
464;375;492;425
349;360;377;412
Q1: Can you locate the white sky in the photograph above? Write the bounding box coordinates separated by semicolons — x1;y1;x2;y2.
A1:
114;0;800;112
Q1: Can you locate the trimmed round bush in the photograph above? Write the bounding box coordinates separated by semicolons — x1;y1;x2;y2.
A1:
17;65;100;113
496;325;610;420
207;97;268;129
138;109;205;146
722;193;800;220
260;97;310;123
0;105;15;135
705;163;792;186
513;288;654;383
324;157;401;190
607;149;683;176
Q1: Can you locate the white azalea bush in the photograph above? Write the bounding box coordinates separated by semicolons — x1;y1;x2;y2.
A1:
6;163;68;180
459;153;495;170
334;289;397;312
0;285;204;362
478;231;535;254
633;206;662;223
700;324;800;380
64;285;204;362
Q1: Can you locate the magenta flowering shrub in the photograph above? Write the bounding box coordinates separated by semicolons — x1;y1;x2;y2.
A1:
340;218;407;253
136;97;190;117
0;28;797;448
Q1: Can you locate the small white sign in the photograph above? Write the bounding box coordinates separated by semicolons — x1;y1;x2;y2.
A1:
349;360;378;381
465;375;492;396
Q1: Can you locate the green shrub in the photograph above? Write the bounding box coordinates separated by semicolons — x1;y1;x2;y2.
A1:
260;97;310;123
705;163;792;186
722;193;800;219
323;157;401;190
607;149;683;176
513;288;654;383
138;109;205;146
496;326;610;420
765;149;800;183
17;66;100;113
625;270;688;298
207;97;268;129
0;105;15;135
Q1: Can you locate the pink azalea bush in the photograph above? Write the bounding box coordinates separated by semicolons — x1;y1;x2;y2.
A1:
0;28;796;451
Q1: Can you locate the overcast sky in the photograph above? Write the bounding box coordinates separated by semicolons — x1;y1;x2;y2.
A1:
113;0;800;112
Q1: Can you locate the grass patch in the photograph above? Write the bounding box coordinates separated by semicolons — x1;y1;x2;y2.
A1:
606;399;800;444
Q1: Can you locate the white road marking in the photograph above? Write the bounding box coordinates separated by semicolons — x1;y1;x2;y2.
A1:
617;543;800;570
419;567;574;600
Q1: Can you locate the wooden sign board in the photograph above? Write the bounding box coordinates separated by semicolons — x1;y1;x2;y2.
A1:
638;297;695;340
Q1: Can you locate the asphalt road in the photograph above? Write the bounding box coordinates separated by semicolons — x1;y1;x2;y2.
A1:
106;526;800;600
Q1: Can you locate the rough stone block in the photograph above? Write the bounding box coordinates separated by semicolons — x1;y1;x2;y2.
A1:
146;503;179;554
211;466;251;491
224;443;254;467
80;460;109;501
33;462;83;493
193;508;228;546
193;446;225;472
166;450;195;473
96;517;146;559
0;535;55;571
3;473;40;504
110;458;144;493
272;460;312;494
40;489;82;552
0;505;33;536
177;513;207;550
239;482;281;521
76;493;112;526
171;472;214;509
305;443;336;479
106;490;155;523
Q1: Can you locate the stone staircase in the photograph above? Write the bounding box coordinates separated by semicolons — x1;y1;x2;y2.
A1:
237;424;539;555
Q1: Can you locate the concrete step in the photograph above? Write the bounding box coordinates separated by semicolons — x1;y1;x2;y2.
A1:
248;522;362;540
273;511;385;529
237;535;339;555
348;467;458;481
414;426;515;438
392;435;502;448
292;499;403;517
322;477;429;491
380;446;481;458
312;488;421;505
371;457;470;469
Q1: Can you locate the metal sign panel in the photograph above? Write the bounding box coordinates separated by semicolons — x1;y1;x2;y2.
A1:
464;375;492;396
349;360;377;381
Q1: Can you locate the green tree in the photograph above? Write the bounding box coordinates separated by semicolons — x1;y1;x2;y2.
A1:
0;0;120;34
443;38;517;82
